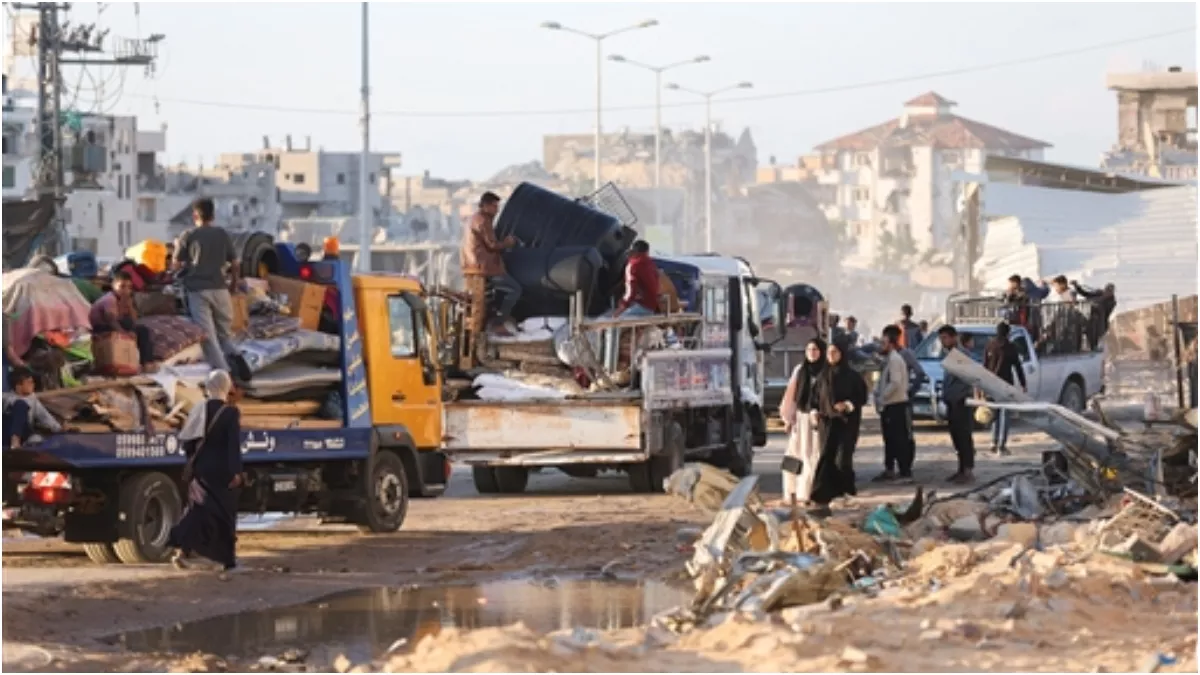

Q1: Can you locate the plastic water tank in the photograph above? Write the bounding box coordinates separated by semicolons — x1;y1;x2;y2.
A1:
502;246;604;321
495;183;630;262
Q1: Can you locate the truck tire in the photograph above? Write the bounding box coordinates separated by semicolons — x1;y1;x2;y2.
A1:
1059;379;1086;414
726;425;755;478
472;466;500;494
114;472;182;565
83;543;121;565
493;467;529;494
629;422;684;493
357;450;409;534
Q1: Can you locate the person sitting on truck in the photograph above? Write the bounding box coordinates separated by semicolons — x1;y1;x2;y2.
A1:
461;191;520;336
613;240;660;318
873;325;913;484
89;271;156;371
3;367;63;448
168;369;243;575
175;197;239;372
983;321;1027;456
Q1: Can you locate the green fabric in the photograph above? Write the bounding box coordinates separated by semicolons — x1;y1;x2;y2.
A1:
71;278;104;303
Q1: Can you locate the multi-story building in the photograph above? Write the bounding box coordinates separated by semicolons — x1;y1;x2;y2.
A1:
810;92;1050;268
2;76;38;202
220;137;401;222
61;113;140;257
1101;67;1198;181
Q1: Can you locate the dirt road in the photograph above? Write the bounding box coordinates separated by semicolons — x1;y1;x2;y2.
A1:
3;421;1193;672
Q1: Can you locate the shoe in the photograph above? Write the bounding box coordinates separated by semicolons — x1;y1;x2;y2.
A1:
945;471;962;483
807;504;833;518
955;471;976;485
996;447;1012;457
171;551;190;570
489;323;515;338
870;470;897;483
895;474;915;485
990;446;1001;456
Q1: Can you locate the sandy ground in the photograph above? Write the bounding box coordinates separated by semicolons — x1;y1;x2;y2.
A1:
2;417;1196;672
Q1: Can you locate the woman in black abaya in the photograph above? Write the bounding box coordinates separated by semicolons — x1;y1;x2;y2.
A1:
810;336;868;515
169;370;243;573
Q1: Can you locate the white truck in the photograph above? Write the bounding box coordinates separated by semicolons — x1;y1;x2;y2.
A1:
911;318;1104;423
444;268;784;494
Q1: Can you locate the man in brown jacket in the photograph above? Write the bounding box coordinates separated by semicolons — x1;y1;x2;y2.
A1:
461;192;520;335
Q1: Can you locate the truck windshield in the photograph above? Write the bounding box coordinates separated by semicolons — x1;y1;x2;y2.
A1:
913;330;989;362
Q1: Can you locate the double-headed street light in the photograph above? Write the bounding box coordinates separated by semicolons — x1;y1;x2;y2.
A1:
665;81;753;252
540;19;659;190
609;54;710;229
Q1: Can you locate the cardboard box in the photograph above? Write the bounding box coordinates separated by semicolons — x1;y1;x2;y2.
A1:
267;275;326;331
93;332;140;376
231;293;249;334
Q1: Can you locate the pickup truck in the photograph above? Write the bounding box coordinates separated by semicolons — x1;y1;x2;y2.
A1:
911;322;1104;422
444;269;785;494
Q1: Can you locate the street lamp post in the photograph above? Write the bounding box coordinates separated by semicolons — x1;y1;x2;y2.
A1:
540;19;659;191
608;54;710;229
665;81;752;252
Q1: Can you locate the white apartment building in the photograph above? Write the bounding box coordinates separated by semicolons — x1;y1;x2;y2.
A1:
812;92;1050;267
2;78;38;201
220;137;401;222
61;113;141;258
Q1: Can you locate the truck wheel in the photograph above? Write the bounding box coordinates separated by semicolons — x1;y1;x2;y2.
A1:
114;472;181;565
629;422;684;493
472;466;500;494
493;467;529;494
83;543;121;565
1059;379;1086;414
357;451;409;534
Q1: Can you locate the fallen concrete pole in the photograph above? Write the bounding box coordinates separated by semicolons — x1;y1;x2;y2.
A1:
941;349;1147;494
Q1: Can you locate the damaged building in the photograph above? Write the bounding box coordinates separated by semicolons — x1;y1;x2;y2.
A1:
1102;67;1198;181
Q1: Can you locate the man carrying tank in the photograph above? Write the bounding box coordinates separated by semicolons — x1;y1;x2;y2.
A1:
461;192;521;336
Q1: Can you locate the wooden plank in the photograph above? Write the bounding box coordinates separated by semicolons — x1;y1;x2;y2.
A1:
237;399;323;416
240;416;341;430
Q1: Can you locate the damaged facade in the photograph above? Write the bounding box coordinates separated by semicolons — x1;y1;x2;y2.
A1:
1102;67;1198;181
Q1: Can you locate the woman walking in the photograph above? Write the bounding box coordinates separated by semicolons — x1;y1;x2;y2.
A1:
779;338;826;507
169;370;243;574
810;336;869;516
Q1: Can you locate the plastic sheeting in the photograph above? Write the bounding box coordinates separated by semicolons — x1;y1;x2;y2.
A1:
1;268;92;357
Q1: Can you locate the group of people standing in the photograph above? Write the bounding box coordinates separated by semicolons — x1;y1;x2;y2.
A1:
779;307;929;514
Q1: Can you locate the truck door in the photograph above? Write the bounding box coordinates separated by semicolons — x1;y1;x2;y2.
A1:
370;291;443;449
1012;332;1042;400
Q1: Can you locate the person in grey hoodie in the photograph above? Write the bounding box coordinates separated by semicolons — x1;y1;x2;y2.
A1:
873;325;912;483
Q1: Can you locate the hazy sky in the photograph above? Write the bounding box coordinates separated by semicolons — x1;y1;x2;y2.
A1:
9;2;1196;179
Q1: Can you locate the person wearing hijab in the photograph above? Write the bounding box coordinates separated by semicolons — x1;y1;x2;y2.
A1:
169;370;244;574
809;336;869;516
779;338;826;506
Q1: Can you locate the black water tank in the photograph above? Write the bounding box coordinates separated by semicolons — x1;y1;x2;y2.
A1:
495;183;630;262
502;246;604;321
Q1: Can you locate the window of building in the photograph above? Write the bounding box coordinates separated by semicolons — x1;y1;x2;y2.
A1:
387;295;417;358
368;173;375;183
855;153;871;167
852;221;866;237
853;187;870;202
117;176;124;199
137;197;156;222
293;173;306;185
124;174;132;200
2;135;8;154
941;150;962;165
337;173;345;185
2;165;14;189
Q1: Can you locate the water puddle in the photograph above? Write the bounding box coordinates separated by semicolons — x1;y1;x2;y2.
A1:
109;578;691;663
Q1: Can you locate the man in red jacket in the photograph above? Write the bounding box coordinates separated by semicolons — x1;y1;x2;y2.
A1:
615;240;659;317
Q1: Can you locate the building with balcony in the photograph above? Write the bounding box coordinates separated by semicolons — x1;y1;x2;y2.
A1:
1101;67;1198;181
2;77;38;202
810;92;1051;269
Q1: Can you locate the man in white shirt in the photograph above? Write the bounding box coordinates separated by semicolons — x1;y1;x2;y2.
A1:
872;325;913;484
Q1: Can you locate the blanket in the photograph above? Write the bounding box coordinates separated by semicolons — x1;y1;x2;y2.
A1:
234;329;341;376
137;315;208;362
2;268;92;358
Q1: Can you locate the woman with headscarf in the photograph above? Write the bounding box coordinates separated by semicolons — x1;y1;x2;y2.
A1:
809;336;868;516
778;338;826;506
169;370;243;573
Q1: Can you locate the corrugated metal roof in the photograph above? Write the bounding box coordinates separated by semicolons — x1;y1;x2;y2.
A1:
975;183;1197;311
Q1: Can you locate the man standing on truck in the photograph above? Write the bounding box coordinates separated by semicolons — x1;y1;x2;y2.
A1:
938;325;976;484
614;240;659;317
873;325;912;483
461;192;520;336
175;198;239;372
983;321;1027;456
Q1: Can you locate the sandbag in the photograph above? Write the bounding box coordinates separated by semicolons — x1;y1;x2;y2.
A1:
502;246;604;321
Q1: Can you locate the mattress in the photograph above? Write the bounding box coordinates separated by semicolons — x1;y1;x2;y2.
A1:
242;364;342;398
137;315;208;362
234;329;341;376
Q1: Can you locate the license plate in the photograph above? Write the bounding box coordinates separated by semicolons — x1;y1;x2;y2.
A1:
274;480;297;493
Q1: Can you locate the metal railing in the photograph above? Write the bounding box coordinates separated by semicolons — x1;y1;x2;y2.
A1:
948;296;1108;354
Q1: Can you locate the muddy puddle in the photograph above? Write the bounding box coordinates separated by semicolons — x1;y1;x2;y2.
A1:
108;578;691;663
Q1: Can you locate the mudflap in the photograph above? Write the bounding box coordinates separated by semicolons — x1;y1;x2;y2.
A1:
748;404;768;447
63;474;120;545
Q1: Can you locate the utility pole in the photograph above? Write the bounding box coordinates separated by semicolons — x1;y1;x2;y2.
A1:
357;1;372;273
12;2;163;256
